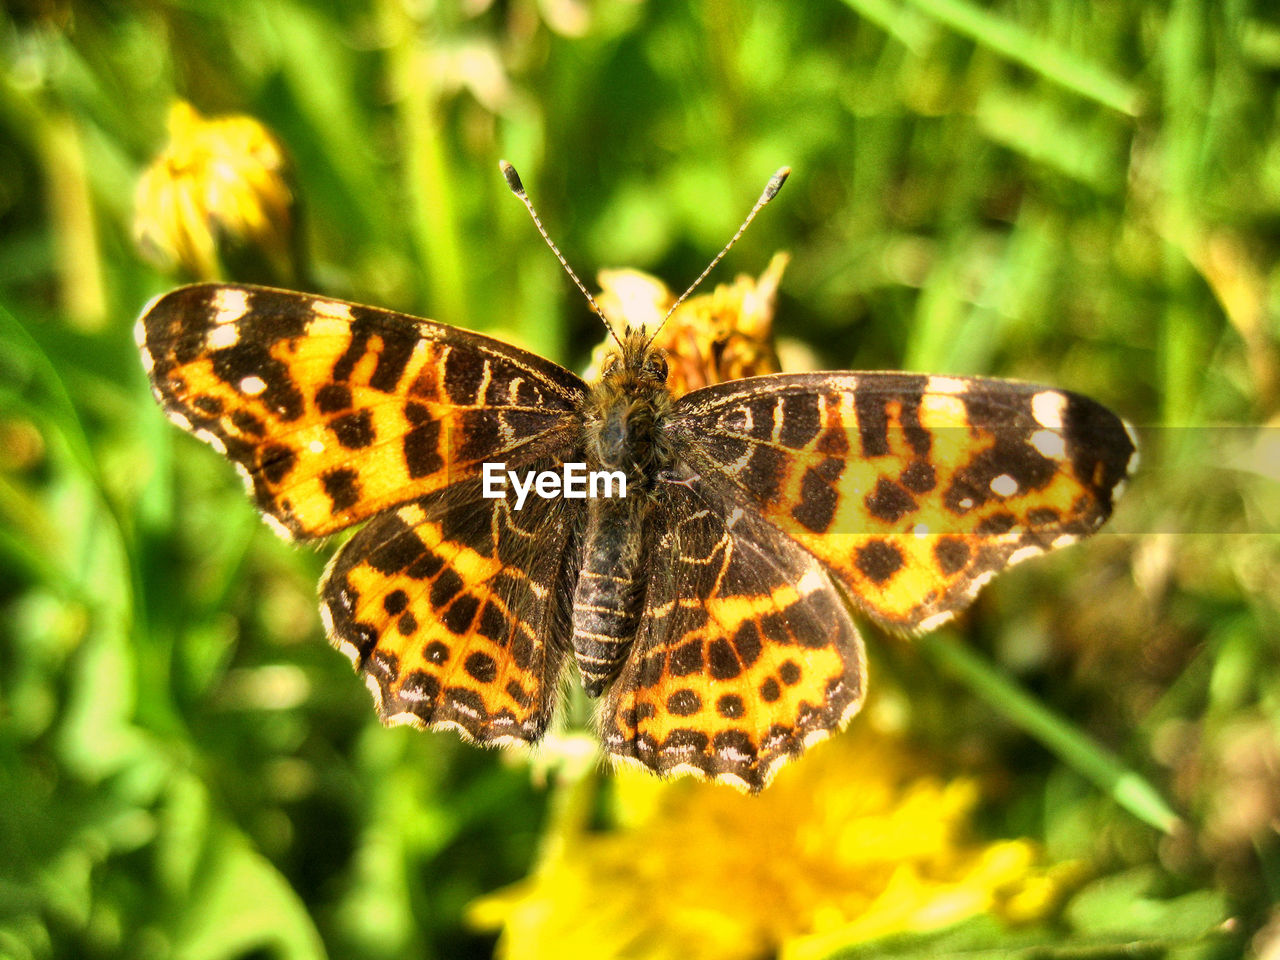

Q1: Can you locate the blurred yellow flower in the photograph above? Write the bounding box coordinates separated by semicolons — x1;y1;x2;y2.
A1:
469;720;1077;960
134;101;299;284
585;253;787;396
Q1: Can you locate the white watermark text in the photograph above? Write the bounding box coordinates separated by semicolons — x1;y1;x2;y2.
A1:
481;462;626;510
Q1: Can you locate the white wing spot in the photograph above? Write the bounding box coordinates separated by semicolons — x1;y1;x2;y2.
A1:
449;696;481;721
312;299;354;321
207;323;240;349
990;474;1018;497
1007;545;1043;566
212;287;251;325
239;375;267;395
926;375;968;394
836;693;864;726
1031;390;1067;429
318;600;336;635
958;497;974;510
496;412;515;445
967;568;997;596
1123;423;1141;473
913;523;931;537
795;567;825;595
383;710;428;731
363;672;387;711
308;440;325;454
430;718;478;739
263;513;294;541
917;609;954;633
233;461;254;493
195;429;227;454
1030;428;1066;459
801;728;833;749
332;640;360;667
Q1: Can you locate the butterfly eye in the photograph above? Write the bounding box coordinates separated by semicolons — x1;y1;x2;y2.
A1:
601;354;619;375
650;355;669;381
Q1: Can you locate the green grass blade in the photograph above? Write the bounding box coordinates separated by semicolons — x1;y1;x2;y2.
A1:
918;631;1182;835
898;0;1143;115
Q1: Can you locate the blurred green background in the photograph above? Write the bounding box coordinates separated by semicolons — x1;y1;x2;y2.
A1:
2;1;1278;958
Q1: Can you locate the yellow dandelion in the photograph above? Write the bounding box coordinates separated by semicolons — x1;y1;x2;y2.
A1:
585;253;788;396
470;717;1077;960
134;101;299;283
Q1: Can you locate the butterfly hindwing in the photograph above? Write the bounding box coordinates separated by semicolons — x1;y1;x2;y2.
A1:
600;473;866;791
671;372;1137;633
321;463;579;745
138;283;587;538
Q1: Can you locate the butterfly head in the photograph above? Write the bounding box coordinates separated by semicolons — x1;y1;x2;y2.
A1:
595;327;669;389
586;329;674;476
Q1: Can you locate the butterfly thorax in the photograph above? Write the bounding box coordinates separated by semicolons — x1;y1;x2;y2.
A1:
572;329;675;697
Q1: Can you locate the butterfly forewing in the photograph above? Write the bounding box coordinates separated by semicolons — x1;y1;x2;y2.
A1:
671;371;1136;633
138;283;586;538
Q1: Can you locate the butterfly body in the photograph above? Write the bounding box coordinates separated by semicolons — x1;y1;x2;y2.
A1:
572;330;676;695
139;281;1136;791
565;327;675;696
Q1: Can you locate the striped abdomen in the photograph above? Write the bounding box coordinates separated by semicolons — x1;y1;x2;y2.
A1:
571;497;646;697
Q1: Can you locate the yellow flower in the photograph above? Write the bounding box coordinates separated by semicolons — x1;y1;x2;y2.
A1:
585;253;788;396
134;101;299;283
469;718;1076;960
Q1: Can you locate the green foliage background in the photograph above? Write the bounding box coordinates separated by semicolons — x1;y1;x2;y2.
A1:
2;1;1278;957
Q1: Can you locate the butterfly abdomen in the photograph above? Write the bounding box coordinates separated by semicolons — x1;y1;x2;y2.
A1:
570;496;648;696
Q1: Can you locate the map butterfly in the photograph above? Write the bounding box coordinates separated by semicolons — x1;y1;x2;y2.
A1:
136;165;1136;790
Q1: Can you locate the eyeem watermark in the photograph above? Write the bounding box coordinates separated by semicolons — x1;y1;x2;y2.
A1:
481;462;627;510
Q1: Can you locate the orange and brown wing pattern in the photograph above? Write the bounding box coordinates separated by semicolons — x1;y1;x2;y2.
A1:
137;283;586;538
672;372;1137;633
600;477;865;791
321;466;577;744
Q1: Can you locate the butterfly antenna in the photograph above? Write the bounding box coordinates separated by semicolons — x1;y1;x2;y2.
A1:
653;166;791;337
500;160;620;347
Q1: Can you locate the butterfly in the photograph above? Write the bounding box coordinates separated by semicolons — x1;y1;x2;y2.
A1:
136;165;1136;791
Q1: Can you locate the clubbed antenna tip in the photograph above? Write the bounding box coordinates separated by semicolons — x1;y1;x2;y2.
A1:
499;159;525;196
763;166;790;203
